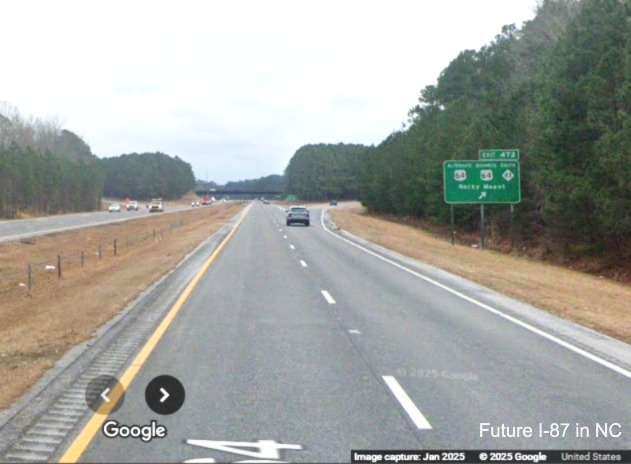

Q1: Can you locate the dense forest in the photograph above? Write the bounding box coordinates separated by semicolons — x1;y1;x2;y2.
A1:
0;105;102;218
101;152;196;200
280;0;631;259
354;0;630;260
284;143;371;201
0;103;197;218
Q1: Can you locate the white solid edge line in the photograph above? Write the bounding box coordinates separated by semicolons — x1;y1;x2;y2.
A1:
320;211;631;381
300;260;308;267
321;290;336;304
383;376;432;430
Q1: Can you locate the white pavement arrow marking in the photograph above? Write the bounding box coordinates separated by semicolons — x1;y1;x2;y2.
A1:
160;387;170;403
101;388;111;403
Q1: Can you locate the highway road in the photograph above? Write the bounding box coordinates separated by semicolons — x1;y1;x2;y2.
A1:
0;203;195;243
2;201;631;462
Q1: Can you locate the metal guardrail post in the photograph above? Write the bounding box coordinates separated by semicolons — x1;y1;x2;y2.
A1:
28;264;32;295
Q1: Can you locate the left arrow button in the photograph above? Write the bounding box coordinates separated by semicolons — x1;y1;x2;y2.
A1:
85;375;125;414
101;388;111;403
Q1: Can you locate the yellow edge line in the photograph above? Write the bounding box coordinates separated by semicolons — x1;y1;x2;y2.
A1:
59;204;252;463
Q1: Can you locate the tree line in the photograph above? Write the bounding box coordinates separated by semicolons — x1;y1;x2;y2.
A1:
284;0;631;259
359;0;631;258
0;103;198;218
222;174;285;193
0;105;102;218
101;152;196;200
284;143;371;201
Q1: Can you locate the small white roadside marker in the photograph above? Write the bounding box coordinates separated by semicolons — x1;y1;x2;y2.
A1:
382;376;432;430
300;260;308;267
321;290;336;304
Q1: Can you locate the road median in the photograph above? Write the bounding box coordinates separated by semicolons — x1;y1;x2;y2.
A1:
0;203;247;411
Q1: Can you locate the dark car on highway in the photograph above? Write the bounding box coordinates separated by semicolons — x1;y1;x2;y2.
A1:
286;206;310;226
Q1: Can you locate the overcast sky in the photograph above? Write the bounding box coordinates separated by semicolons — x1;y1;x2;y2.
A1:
2;0;538;184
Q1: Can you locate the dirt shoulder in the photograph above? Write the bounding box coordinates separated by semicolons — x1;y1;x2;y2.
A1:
329;207;631;345
0;203;246;409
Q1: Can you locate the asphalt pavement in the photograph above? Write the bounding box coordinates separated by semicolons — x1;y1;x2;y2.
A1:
3;201;631;462
0;204;194;243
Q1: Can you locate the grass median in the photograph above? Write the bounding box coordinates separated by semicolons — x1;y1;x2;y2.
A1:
0;203;246;409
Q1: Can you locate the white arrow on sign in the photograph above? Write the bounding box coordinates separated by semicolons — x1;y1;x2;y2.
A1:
101;388;111;403
478;192;487;200
160;388;170;403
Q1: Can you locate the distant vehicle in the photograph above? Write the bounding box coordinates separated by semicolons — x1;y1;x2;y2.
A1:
192;200;201;207
201;195;213;206
262;199;270;204
126;201;139;211
330;199;338;206
149;198;164;213
108;203;121;213
286;206;310;226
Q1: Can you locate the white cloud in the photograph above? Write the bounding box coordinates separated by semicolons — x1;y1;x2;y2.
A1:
1;0;537;184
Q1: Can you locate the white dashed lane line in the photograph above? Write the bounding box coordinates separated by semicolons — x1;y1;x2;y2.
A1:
320;210;631;382
321;290;336;304
290;245;295;250
300;260;308;268
382;376;432;430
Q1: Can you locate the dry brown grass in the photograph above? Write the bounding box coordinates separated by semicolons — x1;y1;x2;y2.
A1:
330;207;631;345
0;203;245;409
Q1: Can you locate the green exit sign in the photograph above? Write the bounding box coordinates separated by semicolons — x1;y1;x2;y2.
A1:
479;149;520;160
443;160;521;204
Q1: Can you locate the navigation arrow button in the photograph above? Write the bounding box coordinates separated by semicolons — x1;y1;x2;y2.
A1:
145;375;185;415
85;375;125;414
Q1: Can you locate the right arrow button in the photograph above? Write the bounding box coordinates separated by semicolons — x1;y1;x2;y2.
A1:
159;387;170;403
145;375;185;415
